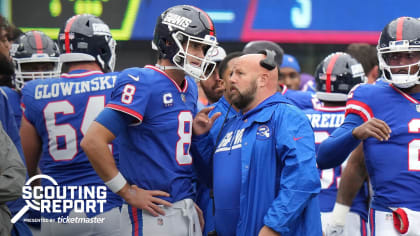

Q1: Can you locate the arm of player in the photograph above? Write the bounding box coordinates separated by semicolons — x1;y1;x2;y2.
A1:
325;143;368;236
317;114;364;169
336;143;368;206
20;116;42;181
81;118;172;216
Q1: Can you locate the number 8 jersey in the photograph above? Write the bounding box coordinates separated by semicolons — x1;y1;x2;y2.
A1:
346;82;420;211
106;65;198;203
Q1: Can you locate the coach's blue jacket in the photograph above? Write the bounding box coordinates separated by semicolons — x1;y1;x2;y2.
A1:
192;92;322;236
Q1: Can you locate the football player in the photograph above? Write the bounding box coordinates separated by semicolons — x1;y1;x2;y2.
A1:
20;14;121;235
2;30;61;129
81;5;218;236
317;16;420;235
303;52;369;236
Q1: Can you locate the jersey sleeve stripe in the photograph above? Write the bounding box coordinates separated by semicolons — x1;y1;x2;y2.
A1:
345;100;373;121
106;104;143;123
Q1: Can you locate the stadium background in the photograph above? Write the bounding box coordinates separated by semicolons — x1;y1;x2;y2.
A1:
1;0;418;75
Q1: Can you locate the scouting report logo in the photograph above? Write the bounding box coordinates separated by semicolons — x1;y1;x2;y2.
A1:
11;174;107;223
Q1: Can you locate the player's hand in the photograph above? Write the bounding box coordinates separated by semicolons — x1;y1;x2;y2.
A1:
119;184;172;216
324;223;344;236
352;118;391;141
258;226;280;236
192;106;221;136
194;202;205;232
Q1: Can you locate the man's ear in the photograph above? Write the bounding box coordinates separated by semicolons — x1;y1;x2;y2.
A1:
258;72;269;87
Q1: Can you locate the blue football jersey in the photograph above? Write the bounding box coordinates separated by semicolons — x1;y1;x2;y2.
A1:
0;87;22;129
106;65;198;203
280;85;321;109
21;70;122;217
346;83;420;211
305;106;369;220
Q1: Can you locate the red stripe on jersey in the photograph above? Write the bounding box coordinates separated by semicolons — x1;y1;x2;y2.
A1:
369;209;375;236
32;31;43;54
390;83;419;104
145;65;188;92
345;100;373;122
361;218;367;236
131;206;139;236
106;104;144;122
325;54;340;93
61;70;103;78
396;17;405;41
64;15;78;53
279;84;288;95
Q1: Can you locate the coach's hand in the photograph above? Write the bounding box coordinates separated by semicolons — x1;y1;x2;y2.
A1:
352;118;391;141
193;106;221;136
118;184;172;216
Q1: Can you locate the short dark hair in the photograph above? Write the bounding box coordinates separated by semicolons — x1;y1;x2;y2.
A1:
218;51;244;80
345;43;378;74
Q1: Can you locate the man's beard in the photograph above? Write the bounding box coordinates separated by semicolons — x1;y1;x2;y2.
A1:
0;53;14;87
202;84;222;104
231;79;257;110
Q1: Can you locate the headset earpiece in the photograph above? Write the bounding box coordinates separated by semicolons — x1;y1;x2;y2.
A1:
259;49;276;71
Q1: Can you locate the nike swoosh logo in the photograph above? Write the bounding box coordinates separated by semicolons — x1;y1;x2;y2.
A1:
128;74;139;81
293;137;303;141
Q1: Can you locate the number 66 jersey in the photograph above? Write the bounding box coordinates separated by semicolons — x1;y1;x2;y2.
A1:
105;65;198;203
346;82;420;211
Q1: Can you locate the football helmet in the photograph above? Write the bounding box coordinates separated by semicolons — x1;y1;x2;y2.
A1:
377;17;420;88
315;52;366;102
10;30;60;91
152;5;218;80
58;14;116;72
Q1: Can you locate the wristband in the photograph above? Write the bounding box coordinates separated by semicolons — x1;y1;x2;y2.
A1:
331;202;350;226
105;172;127;193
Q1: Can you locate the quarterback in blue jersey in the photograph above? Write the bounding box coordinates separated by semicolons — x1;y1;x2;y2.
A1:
317;17;420;235
81;5;218;236
192;52;321;236
20;15;121;236
304;52;369;236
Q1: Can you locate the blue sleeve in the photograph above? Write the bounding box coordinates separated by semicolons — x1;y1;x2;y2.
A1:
316;113;364;169
106;68;151;123
95;108;135;136
191;132;215;187
264;105;322;234
0;90;24;162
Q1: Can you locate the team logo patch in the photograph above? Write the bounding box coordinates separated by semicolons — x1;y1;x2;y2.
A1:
256;125;270;140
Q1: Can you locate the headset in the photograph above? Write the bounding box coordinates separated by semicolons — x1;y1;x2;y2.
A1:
259;49;276;71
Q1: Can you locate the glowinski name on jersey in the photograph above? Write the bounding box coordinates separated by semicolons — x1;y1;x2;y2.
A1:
33;75;116;99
